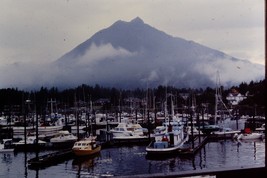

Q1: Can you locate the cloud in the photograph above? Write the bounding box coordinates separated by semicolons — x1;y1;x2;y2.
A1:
192;55;264;87
0;61;51;89
76;43;136;66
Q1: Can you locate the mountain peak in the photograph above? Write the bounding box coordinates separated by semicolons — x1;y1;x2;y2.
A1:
130;17;144;24
55;17;264;89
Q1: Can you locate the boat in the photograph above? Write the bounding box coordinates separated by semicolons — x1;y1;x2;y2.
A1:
110;122;148;140
210;73;240;139
146;123;188;155
236;132;263;140
72;136;101;156
0;116;15;126
211;127;240;139
13;136;47;151
255;123;265;139
234;128;263;140
0;139;14;152
255;123;265;132
199;123;220;134
50;130;78;143
50;130;78;148
186;121;204;136
13;125;63;139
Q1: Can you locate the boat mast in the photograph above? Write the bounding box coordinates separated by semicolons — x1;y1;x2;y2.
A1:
215;71;232;125
171;93;174;120
215;71;220;125
164;86;168;123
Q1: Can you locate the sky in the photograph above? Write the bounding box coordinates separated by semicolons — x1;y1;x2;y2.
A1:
0;0;265;89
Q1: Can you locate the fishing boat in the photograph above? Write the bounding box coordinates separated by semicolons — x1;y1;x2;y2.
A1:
0;139;14;152
72;136;101;156
146;124;188;155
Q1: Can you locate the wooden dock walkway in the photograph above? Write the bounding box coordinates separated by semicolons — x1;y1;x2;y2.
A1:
28;148;73;168
177;135;208;155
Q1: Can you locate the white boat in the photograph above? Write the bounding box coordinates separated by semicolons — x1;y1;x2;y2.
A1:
72;136;101;156
110;122;147;140
13;136;47;151
236;132;263;140
12;125;63;139
0;139;14;152
50;130;78;143
0;116;15;126
255;124;265;139
211;127;240;139
71;125;86;135
234;128;263;140
14;136;47;145
186;122;203;136
255;123;265;132
146;124;188;155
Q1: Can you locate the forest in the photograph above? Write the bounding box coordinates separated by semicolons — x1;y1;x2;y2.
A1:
0;79;265;117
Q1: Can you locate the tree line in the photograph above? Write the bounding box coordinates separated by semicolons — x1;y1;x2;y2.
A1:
0;79;265;117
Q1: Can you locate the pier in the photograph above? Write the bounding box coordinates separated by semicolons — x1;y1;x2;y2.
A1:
27;149;73;169
178;135;208;155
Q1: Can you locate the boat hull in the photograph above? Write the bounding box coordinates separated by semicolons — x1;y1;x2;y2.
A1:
51;140;76;149
146;139;187;156
211;130;241;139
112;135;148;140
238;133;262;140
0;148;14;153
73;145;101;156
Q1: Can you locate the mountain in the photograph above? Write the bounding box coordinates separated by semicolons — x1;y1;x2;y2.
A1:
55;17;264;89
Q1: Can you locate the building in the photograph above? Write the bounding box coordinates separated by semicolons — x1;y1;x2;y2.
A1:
226;88;247;106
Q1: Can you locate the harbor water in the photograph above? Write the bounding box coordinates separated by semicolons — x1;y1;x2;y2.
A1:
0;139;265;178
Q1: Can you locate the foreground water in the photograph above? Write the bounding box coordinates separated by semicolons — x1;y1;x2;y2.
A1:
0;139;265;178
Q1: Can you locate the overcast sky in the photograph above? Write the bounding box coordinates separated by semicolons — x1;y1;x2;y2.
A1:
0;0;264;67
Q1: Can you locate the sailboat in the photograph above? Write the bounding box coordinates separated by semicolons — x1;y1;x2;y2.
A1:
211;72;240;139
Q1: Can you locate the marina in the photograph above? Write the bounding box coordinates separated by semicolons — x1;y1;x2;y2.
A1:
0;138;265;177
0;100;266;177
0;0;265;177
0;74;266;177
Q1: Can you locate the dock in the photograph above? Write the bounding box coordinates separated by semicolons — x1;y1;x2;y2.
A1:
28;148;73;169
177;135;208;155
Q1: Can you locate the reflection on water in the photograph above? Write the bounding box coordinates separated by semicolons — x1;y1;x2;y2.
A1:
0;139;265;177
72;153;100;177
24;152;28;178
1;153;12;164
